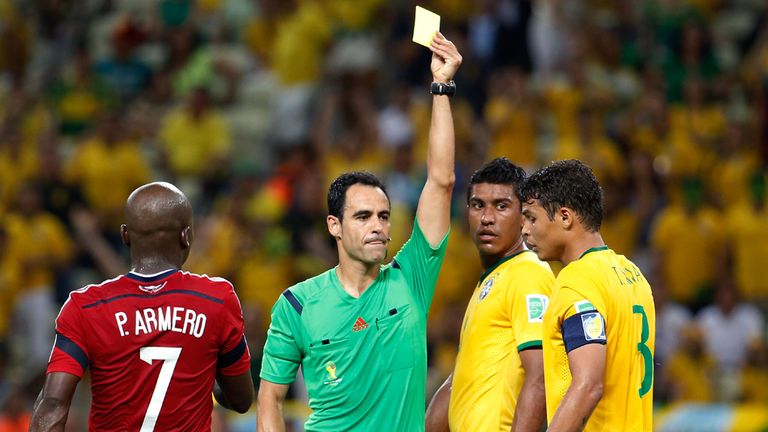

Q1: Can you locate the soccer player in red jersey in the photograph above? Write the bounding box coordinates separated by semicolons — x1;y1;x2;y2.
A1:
30;182;253;431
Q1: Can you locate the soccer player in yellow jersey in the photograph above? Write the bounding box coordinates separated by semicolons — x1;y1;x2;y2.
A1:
520;159;655;431
426;158;553;432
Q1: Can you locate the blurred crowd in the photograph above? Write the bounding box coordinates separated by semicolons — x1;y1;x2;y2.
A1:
1;0;768;429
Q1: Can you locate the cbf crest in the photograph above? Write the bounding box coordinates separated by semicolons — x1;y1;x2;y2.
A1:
479;276;495;301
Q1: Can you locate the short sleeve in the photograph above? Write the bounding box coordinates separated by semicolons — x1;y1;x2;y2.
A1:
217;283;251;376
260;295;303;385
390;218;449;315
47;296;90;378
510;263;554;352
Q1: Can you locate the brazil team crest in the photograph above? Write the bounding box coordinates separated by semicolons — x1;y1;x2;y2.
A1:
479;277;495;301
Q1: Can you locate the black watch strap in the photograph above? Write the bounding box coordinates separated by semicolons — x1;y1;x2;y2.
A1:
430;80;456;96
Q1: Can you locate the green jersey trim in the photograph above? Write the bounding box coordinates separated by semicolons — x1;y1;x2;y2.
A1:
478;249;532;283
517;340;543;352
578;245;609;259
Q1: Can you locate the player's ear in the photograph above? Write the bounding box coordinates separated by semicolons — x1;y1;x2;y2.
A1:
120;224;130;246
327;215;342;240
559;207;574;229
181;226;193;248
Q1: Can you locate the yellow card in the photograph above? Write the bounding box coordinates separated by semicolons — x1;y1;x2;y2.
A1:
412;6;440;48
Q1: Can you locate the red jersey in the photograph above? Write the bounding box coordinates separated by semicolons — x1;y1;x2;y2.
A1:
47;269;251;431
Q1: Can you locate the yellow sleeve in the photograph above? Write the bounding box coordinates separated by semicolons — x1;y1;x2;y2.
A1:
509;264;554;351
552;268;607;321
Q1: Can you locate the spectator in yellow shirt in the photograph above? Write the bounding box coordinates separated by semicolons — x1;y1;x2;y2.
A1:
740;340;768;404
663;324;715;403
484;68;539;168
64;114;151;227
4;183;72;375
0;126;38;213
159;87;231;202
725;171;768;301
0;225;20;343
651;177;725;306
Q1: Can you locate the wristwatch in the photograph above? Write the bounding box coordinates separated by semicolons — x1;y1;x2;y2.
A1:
430;80;456;97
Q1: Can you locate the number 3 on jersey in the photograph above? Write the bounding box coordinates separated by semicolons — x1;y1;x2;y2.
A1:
632;305;653;397
139;347;182;432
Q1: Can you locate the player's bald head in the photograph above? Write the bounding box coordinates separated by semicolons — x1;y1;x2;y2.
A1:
125;182;192;235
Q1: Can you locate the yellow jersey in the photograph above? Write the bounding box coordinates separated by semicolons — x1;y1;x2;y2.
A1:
726;202;768;300
543;246;655;431
449;250;554;431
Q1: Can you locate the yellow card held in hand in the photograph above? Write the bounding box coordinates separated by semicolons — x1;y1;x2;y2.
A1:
412;6;440;47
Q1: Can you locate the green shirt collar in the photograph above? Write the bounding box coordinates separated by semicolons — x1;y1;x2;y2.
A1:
479;249;531;283
579;245;609;259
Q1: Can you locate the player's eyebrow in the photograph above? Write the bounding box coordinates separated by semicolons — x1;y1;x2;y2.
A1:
352;210;372;218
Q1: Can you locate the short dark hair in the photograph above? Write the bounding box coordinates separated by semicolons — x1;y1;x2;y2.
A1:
327;171;389;220
519;159;603;232
467;157;527;204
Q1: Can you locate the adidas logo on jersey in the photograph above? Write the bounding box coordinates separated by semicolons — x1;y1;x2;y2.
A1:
352;317;369;332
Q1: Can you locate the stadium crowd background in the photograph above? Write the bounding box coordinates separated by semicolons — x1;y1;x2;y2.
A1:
0;0;767;430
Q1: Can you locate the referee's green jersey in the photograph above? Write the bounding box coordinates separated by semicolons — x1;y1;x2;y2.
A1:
261;219;448;431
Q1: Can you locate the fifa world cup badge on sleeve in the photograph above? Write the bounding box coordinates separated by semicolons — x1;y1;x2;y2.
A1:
526;295;548;322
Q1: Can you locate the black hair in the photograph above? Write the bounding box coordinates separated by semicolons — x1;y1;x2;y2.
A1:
467;157;527;204
519;159;603;232
327;171;389;220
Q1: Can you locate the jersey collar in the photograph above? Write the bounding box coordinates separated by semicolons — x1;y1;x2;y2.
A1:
478;249;531;283
125;268;179;283
578;245;609;259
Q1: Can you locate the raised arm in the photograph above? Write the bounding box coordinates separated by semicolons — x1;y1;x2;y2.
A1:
546;344;606;431
30;372;80;432
257;380;290;432
416;33;462;247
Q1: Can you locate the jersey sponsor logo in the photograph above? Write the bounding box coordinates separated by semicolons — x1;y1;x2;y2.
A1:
526;294;549;322
352;317;369;332
478;277;495;301
323;361;343;386
581;312;606;341
574;300;595;313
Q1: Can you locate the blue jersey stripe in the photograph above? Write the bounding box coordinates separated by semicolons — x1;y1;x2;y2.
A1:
218;336;247;369
55;332;89;371
282;289;303;315
82;289;224;309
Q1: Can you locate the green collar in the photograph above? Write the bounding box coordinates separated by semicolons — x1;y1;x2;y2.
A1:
479;249;530;283
579;245;609;259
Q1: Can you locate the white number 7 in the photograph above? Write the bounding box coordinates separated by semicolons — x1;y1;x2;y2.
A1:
139;347;182;432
